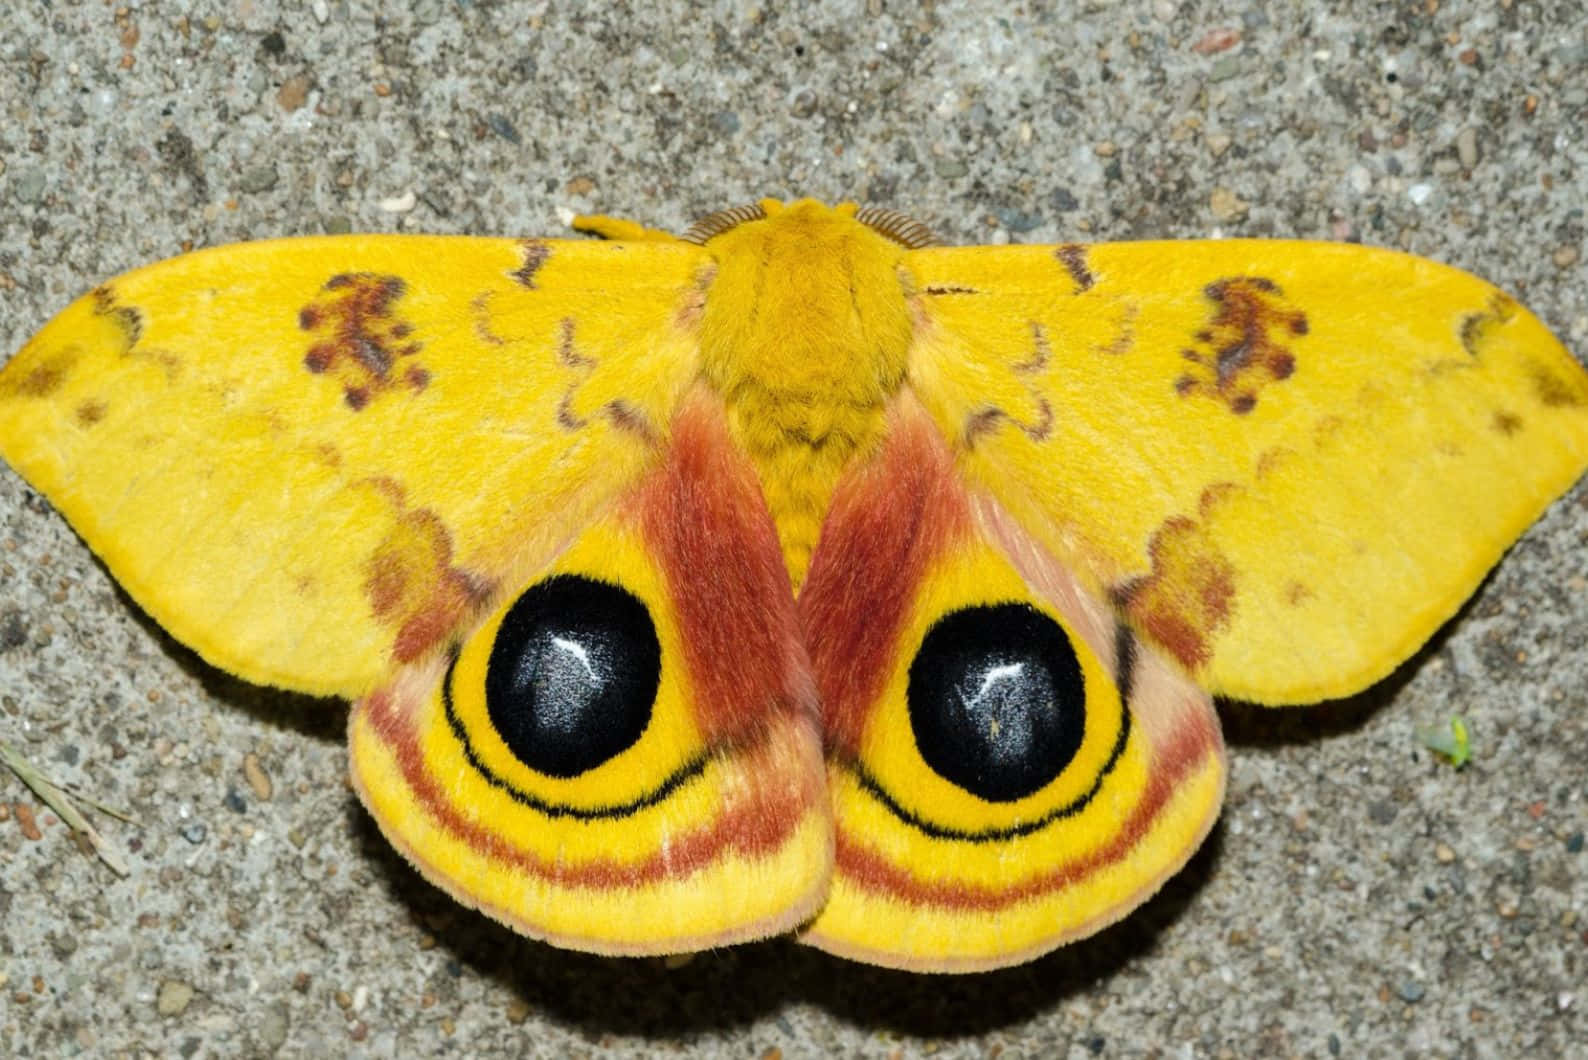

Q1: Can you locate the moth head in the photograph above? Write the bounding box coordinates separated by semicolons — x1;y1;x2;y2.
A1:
692;200;919;403
681;198;938;248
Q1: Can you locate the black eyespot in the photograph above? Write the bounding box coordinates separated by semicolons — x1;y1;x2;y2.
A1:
907;603;1086;802
484;574;661;778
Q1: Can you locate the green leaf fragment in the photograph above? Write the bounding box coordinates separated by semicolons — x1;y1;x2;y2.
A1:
1416;715;1471;769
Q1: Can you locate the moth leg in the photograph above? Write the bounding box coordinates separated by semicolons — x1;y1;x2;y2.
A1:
571;214;684;242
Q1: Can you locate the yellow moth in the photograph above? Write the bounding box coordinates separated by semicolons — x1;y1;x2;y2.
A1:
1;199;1584;971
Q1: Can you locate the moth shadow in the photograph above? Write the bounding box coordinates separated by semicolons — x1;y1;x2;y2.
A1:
108;580;347;744
351;805;1226;1040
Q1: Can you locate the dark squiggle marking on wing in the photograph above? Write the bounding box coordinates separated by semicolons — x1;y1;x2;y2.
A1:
1056;244;1095;293
963;321;1055;447
300;273;428;410
1458;292;1517;358
512;239;551;288
553;317;659;442
1175;277;1307;415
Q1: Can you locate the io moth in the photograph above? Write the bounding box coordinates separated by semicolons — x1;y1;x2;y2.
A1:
1;199;1585;973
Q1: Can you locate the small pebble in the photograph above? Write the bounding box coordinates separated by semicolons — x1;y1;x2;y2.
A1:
1566;832;1584;854
239;165;278;193
379;190;417;213
1456;127;1479;168
243;753;273;801
260;1003;290;1051
1434;842;1456;862
223;789;247;814
996;207;1043;233
1407;183;1433;205
14;802;41;840
1209;186;1248;221
1397;980;1426;1003
277;75;311;112
1553;245;1580;268
14;171;47;204
505;999;531;1024
1050;186;1079;212
1191;27;1241;55
486;114;520;144
180;822;208;845
157;979;195;1017
1208;55;1243;81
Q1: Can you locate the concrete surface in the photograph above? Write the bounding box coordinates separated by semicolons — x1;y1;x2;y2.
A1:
1;1;1585;1057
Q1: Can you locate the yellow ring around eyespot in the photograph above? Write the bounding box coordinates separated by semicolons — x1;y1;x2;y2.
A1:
857;538;1126;835
445;519;707;811
411;683;733;867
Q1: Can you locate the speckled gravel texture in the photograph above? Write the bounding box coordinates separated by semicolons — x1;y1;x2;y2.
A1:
1;2;1586;1057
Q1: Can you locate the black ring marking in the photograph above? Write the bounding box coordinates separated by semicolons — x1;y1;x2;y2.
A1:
842;690;1132;843
441;651;711;821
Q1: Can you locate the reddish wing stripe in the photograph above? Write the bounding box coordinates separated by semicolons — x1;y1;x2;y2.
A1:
830;718;1219;911
800;409;970;753
636;393;816;740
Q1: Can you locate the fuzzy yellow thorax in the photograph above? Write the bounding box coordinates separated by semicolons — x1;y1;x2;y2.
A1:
697;199;914;587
